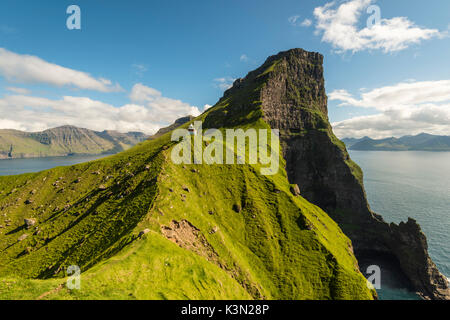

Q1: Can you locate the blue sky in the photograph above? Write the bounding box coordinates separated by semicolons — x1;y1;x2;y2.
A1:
0;0;449;137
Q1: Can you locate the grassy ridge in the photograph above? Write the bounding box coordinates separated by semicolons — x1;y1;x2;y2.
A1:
0;110;374;299
0;55;375;299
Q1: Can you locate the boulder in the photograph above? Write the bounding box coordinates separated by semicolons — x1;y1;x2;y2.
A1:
139;229;150;237
24;218;36;229
18;234;29;241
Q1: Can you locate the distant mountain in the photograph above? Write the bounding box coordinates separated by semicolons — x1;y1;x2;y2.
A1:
342;133;450;151
0;125;148;159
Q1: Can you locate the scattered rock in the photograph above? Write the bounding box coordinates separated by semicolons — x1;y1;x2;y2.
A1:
290;184;301;196
273;188;281;194
18;234;29;241
209;226;219;234
99;184;107;190
139;229;150;237
24;199;33;205
169;188;174;193
24;218;36;229
30;189;36;195
145;165;151;171
182;186;190;192
208;210;214;215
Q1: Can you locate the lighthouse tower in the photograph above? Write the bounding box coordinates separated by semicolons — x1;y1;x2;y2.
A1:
188;124;196;136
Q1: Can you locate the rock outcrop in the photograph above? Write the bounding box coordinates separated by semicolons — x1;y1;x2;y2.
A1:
223;48;449;300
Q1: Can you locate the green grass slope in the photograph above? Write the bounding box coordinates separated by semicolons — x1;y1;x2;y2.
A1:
0;54;375;300
0;113;375;300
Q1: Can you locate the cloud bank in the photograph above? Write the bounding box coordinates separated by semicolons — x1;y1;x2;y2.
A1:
0;84;201;134
331;80;450;138
0;48;122;92
313;0;443;53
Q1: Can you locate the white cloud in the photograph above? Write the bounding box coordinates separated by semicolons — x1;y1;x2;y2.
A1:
330;80;450;138
0;84;201;134
240;54;249;62
289;16;312;27
129;83;162;102
329;80;450;111
203;104;213;111
129;83;201;123
213;77;235;91
301;19;312;27
6;87;31;95
0;48;122;92
313;0;442;53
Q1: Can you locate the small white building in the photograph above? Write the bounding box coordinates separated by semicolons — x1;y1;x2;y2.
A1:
188;124;196;135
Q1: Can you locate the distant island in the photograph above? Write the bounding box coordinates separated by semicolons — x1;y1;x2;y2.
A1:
0;125;148;159
342;133;450;151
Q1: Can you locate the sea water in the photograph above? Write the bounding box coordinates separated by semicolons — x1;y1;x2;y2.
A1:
349;151;450;300
0;154;109;176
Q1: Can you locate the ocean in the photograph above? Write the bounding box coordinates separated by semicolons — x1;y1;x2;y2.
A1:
0;154;109;176
349;150;450;300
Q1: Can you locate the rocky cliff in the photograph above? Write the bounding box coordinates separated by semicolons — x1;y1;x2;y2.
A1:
222;48;449;300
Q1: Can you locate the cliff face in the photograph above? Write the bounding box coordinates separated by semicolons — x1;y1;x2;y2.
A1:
224;48;449;300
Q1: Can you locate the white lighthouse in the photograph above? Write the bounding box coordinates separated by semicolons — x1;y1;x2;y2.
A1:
188;123;196;135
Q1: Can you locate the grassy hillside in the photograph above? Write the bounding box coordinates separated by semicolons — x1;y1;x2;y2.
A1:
0;126;147;159
0;49;377;300
0;104;375;299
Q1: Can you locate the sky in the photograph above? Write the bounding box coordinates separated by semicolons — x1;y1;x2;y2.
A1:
0;0;449;138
